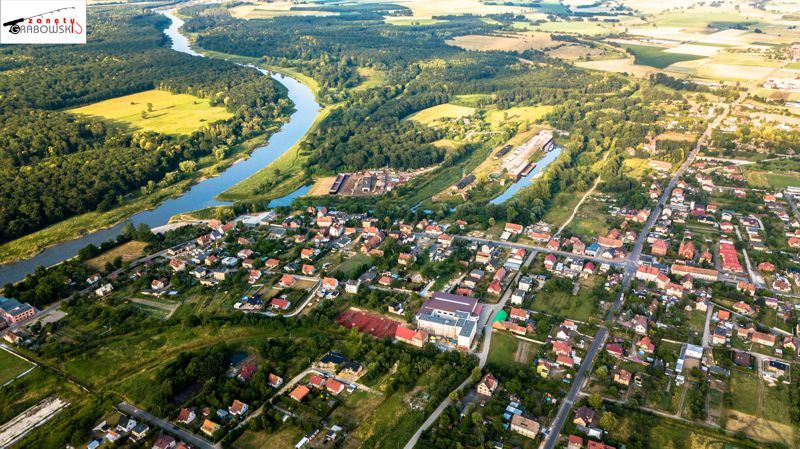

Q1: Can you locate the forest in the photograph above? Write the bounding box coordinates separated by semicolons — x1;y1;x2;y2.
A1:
0;6;292;244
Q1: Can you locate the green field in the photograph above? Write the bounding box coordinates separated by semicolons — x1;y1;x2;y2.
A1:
70;89;233;135
744;170;800;189
531;279;599;321
406;103;476;125
485;105;553;127
729;371;760;416
618;43;704;69
0;348;33;385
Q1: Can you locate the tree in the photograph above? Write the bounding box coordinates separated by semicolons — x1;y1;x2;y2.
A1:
599;411;617;432
588;393;603;409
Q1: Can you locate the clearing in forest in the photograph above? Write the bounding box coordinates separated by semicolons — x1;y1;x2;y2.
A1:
70;89;233;135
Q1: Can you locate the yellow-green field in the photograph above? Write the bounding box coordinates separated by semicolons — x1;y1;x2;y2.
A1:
446;32;554;52
70;89;232;135
486;105;553;127
85;241;149;270
405;103;476;125
354;67;387;91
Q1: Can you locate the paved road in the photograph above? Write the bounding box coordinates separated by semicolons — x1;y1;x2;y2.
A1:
118;402;218;449
437;234;627;267
540;95;741;449
403;250;537;449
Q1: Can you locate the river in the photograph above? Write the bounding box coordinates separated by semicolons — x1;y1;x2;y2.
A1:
0;10;320;285
489;145;563;205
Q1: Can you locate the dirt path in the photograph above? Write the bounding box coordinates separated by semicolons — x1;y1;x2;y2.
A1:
555;150;609;236
514;341;530;364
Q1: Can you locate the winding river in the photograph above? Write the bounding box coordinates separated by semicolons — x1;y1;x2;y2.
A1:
0;10;320;285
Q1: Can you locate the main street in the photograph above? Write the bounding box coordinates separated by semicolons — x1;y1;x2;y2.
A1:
118;402;218;449
539;95;741;449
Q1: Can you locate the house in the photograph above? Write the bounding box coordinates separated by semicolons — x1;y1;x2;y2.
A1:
732;301;754;316
309;374;327;389
537;359;551;378
268;373;283;388
605;343;624;358
319;351;347;370
632;315;648;334
270;297;291;310
95;283;113;297
345;279;361;294
131;423;149;441
169;258;186;272
153;435;176;449
176;408;196;425
395;326;427;348
573;406;596;428
637;336;655;354
752;331;776;347
510;414;539;439
290;385;311;401
651;239;668;256
733;351;751;367
302;264;316;275
505;223;523;234
509;307;528;322
229;399;249;416
265;258;281;270
237;362;258;382
567;435;584;449
477;372;498;397
279;274;297;288
201;419;221;436
326;379;346;395
553;341;573;357
614;369;632;386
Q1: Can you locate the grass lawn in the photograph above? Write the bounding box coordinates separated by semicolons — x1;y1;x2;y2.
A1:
85;241;148;270
729;370;760;416
762;385;792;424
334;253;372;277
452;94;490;107
0;348;33;385
405;104;476;126
566;196;609;238
531;279;598;321
353;67;386;91
543;191;583;228
744;170;800;189
487;331;520;370
70;89;232;135
617;43;704;69
235;426;305;449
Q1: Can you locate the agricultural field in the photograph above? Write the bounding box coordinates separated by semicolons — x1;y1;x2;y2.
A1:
69;90;233;135
446;32;555;52
228;1;338;19
616;43;704;69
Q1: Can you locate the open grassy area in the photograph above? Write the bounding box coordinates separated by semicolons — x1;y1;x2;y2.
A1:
485;105;553;127
729;370;760;416
487;331;520;370
354;67;387;91
235;426;305;449
0;348;33;385
525;20;611;35
566;196;610;238
531;278;599;321
70;89;232;135
744;169;800;189
405;103;476;126
617;43;705;69
85;241;148;270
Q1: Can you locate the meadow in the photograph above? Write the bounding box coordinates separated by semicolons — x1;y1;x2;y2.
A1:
0;348;33;385
405;103;476;126
70;89;233;135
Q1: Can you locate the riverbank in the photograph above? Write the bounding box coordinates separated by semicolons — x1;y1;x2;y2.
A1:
0;132;272;265
0;9;321;285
